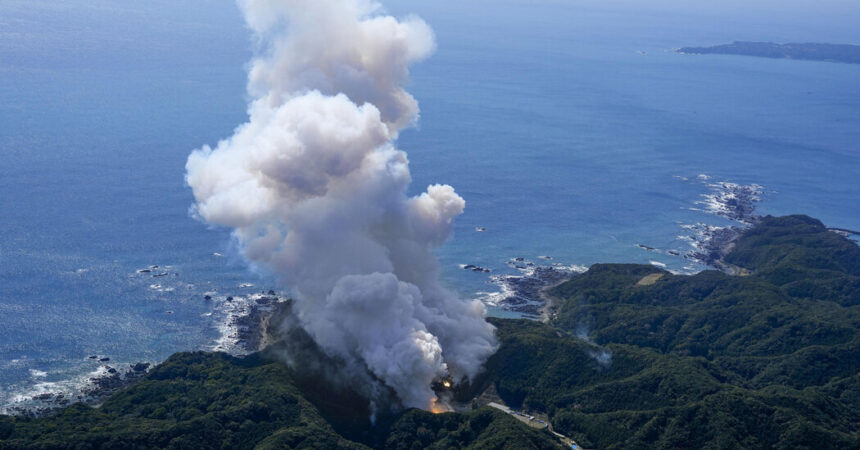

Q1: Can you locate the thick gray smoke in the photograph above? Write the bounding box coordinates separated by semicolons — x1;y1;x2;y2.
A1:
186;0;497;410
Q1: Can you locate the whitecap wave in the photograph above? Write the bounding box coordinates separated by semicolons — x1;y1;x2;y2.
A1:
210;293;286;356
474;258;585;317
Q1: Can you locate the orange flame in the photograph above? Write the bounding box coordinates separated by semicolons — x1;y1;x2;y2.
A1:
429;398;452;414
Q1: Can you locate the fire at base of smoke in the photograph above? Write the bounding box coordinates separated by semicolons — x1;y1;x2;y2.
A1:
186;0;497;411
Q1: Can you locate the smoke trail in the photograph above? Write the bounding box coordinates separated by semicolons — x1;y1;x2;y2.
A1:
185;0;497;410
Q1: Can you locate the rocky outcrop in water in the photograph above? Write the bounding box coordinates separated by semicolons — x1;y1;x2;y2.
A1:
483;259;585;317
633;178;765;273
3;289;292;418
680;180;764;271
212;293;292;355
4;362;152;418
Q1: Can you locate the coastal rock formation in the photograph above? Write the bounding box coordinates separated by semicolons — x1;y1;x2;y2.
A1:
2;215;856;449
483;260;585;317
3;363;152;418
3;290;291;417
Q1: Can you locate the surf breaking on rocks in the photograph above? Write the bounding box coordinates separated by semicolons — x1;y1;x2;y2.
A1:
185;0;497;411
634;175;767;274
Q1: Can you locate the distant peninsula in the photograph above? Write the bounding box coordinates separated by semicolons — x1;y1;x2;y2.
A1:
678;41;860;64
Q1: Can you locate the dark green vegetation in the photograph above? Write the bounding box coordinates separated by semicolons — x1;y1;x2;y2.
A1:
678;41;860;64
475;215;860;448
2;215;858;449
0;351;560;449
724;215;860;307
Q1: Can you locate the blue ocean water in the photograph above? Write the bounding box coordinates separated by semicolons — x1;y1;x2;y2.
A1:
1;0;859;408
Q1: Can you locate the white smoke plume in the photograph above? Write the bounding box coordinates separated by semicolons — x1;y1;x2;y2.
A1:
185;0;497;410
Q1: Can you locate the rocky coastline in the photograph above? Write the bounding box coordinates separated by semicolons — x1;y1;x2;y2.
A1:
2;179;819;417
679;180;763;271
2;290;292;418
212;292;292;355
477;178;768;319
481;259;585;317
2;362;151;418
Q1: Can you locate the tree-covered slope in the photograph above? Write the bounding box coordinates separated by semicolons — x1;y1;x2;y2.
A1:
724;215;860;306
0;351;561;450
474;215;860;448
479;319;858;449
0;352;368;450
381;408;560;450
2;214;857;449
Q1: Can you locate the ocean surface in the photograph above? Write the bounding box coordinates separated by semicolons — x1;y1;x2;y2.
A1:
1;0;859;410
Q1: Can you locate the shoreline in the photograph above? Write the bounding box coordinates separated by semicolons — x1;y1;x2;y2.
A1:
538;277;572;323
480;176;766;319
1;291;292;418
0;177;786;416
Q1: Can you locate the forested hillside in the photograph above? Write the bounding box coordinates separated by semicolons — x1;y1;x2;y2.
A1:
2;215;858;449
476;215;859;448
0;351;560;449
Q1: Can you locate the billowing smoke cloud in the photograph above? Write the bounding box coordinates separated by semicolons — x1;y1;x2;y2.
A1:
185;0;497;410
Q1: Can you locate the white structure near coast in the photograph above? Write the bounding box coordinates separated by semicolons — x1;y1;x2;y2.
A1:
487;402;583;449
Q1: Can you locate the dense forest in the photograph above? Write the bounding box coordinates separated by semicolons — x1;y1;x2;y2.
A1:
0;351;559;449
2;215;858;449
481;215;859;448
